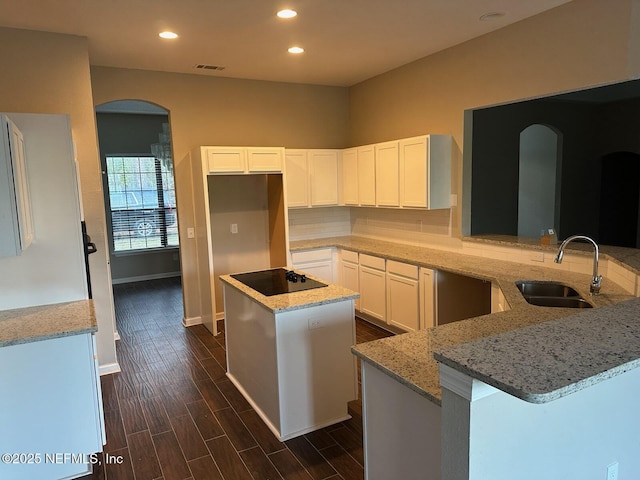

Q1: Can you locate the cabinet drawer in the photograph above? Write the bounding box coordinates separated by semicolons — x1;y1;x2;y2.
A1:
292;248;333;263
387;260;418;280
359;253;385;271
341;249;358;264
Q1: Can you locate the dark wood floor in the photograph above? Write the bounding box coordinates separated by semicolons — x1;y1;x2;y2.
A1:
87;277;392;480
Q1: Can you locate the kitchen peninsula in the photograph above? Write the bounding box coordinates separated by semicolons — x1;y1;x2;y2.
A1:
290;235;640;479
220;269;359;441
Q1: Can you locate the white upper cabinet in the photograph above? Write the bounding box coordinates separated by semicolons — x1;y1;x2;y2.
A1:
399;135;452;209
375;141;399;207
247;147;284;172
358;145;376;206
205;146;284;174
309;150;339;206
0;115;33;257
285;150;309;208
285;149;339;208
341;147;358;205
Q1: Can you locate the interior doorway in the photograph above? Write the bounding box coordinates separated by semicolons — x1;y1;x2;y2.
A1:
517;124;562;238
599;151;640;247
94;99;183;315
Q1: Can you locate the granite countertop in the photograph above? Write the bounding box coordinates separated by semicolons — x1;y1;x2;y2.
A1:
290;236;637;405
219;271;359;313
434;297;640;403
0;300;97;347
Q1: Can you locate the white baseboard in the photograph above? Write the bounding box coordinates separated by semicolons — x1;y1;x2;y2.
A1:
183;315;202;327
112;271;181;285
99;362;121;376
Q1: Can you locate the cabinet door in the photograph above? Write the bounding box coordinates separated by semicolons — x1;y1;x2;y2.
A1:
0;116;33;257
340;259;359;310
400;135;452;209
359;265;386;322
285;150;309;207
309;150;339;206
387;272;419;332
358;145;376;206
375;141;399;207
342;147;359;205
205;147;247;173
247;147;283;172
399;136;428;208
419;267;436;329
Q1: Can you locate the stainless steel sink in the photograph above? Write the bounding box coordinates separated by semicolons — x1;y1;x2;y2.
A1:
515;281;593;308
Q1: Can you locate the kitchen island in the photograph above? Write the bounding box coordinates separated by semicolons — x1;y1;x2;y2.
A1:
220;269;359;441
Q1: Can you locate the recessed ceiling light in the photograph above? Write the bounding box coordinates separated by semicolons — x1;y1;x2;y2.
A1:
277;9;297;19
159;31;179;39
288;46;304;54
479;12;505;21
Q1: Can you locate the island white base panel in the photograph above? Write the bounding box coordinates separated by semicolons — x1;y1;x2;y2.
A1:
227;372;351;441
361;362;441;480
223;285;357;441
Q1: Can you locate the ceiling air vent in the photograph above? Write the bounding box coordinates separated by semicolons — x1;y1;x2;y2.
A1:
194;64;226;71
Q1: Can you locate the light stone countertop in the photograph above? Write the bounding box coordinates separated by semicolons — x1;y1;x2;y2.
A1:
0;300;97;347
219;271;359;313
290;236;637;405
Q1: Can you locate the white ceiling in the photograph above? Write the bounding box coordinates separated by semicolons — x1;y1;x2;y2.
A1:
0;0;571;87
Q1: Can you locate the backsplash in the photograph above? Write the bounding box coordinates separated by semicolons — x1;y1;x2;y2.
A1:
350;207;459;249
288;207;351;241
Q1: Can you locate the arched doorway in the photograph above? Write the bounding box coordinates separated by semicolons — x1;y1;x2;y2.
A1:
599;151;640;247
517;124;562;238
94;99;181;285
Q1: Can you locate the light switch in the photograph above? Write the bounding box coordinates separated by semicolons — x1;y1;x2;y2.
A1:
231;223;238;234
187;227;195;239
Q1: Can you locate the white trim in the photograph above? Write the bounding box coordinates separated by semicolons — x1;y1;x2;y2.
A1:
112;271;181;285
98;362;122;376
439;363;499;402
182;315;203;327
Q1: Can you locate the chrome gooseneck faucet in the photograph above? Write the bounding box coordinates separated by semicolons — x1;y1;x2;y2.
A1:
554;235;602;295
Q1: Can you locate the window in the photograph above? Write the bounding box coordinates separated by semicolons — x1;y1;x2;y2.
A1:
105;155;178;252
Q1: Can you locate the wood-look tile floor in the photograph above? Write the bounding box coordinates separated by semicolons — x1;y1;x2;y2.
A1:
86;277;393;480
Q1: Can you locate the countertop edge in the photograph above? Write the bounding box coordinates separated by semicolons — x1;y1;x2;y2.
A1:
351;346;442;406
0;300;97;348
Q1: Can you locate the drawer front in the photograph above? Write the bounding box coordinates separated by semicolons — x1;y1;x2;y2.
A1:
292;248;333;264
341;249;358;264
387;260;418;279
359;253;385;271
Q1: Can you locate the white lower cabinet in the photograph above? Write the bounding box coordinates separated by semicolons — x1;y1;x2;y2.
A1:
420;267;436;329
386;260;420;332
291;247;335;283
0;333;104;480
339;250;360;310
358;254;386;322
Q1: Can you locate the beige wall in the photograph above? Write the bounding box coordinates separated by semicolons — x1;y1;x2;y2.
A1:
348;0;640;238
0;27;118;370
90;66;350;323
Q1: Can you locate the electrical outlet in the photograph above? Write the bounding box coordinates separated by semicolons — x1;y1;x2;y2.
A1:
187;227;195;239
607;462;619;480
230;223;238;234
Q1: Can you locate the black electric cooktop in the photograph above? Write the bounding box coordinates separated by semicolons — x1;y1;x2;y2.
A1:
230;268;328;297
